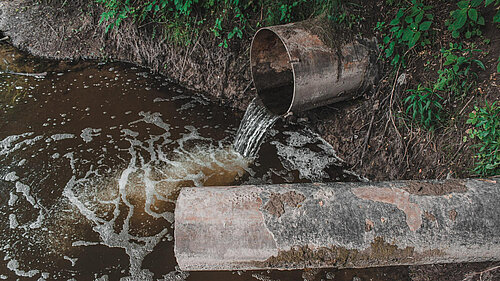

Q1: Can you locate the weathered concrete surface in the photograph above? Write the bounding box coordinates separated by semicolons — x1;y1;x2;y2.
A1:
174;179;500;271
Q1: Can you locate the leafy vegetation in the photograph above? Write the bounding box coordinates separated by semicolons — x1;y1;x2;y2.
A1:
95;0;345;46
447;0;500;39
466;101;500;176
404;84;443;130
375;0;433;66
404;44;484;130
434;43;485;98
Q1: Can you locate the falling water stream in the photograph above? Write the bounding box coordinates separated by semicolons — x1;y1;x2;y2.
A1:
0;44;410;280
233;98;279;158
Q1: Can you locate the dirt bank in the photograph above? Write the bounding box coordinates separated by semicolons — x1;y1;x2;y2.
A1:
0;0;253;111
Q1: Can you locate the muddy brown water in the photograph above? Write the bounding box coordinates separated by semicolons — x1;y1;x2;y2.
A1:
0;44;410;280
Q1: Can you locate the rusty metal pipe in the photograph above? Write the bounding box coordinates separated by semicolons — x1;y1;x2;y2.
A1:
250;19;378;115
174;179;500;271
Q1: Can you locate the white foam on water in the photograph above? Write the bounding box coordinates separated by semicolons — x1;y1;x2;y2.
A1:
0;87;330;281
63;256;78;267
8;192;18;206
153;97;169;103
72;241;100;247
80;128;102;143
15;182;37;206
29;210;44;229
37;272;50;281
51;134;75;141
9;214;18;229
95;275;109;281
7;259;39;278
1;133;42;156
51;115;247;280
4;171;19;182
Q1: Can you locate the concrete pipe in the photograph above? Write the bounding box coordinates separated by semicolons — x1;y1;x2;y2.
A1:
174;179;500;271
250;19;378;115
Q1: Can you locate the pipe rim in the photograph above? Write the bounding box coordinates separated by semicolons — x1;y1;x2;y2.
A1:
250;27;296;116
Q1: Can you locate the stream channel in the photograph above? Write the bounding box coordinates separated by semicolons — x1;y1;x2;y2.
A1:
0;43;408;280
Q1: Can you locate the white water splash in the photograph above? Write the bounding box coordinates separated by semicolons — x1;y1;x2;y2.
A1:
233;98;279;158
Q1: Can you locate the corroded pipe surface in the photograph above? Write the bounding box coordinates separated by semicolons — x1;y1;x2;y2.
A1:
250;19;378;115
174;179;500;271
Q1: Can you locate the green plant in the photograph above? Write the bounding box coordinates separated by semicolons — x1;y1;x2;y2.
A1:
376;0;433;66
447;0;500;39
434;43;485;98
466;101;500;176
94;0;344;47
404;84;443;130
497;56;500;73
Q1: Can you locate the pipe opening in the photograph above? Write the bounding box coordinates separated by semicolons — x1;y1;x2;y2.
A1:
250;29;294;115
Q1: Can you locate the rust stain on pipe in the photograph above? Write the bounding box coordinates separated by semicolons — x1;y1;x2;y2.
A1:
352;187;423;232
263;191;306;217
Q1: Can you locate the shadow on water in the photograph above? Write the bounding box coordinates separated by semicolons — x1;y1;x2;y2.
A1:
0;43;409;280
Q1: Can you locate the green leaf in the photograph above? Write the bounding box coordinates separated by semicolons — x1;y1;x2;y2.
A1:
494;10;500;23
497;60;500;73
470;0;483;7
408;31;421;48
390;26;400;32
471;0;482;7
457;0;469;9
415;12;424;24
403;28;414;41
453;9;468;30
390;18;400;25
386;41;395;57
396;8;404;19
452;30;460;38
468;8;478;21
392;54;400;65
396;29;403;38
485;0;495;6
419;21;432;31
478;16;485;25
474;59;485;70
466;31;472;38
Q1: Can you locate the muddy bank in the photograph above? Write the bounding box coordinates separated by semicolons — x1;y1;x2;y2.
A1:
0;0;253;111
